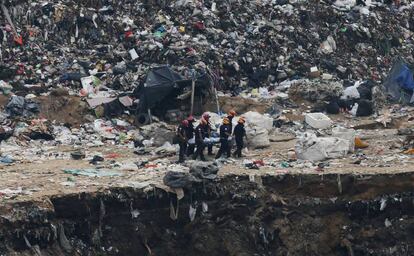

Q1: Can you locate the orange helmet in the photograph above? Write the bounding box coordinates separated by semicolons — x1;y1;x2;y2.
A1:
202;112;211;120
187;115;195;122
228;110;237;117
223;117;230;125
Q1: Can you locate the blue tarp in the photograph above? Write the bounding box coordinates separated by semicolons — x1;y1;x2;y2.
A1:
394;64;414;91
384;59;414;104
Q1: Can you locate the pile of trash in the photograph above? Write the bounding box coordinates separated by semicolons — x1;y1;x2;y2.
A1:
0;0;412;99
1;0;414;173
163;161;219;189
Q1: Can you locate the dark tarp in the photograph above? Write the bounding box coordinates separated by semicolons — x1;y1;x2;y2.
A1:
134;66;183;110
133;66;212;113
384;58;414;104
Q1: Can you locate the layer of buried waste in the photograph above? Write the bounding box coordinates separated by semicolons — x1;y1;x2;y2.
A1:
0;172;413;255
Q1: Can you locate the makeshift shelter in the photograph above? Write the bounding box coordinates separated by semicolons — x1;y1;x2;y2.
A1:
133;66;213;124
134;66;184;110
384;58;414;104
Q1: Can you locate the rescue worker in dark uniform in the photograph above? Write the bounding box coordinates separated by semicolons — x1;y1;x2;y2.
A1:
177;120;189;163
186;115;196;156
233;117;246;158
215;117;232;159
227;110;237;156
193;118;207;161
202;112;214;155
227;110;237;131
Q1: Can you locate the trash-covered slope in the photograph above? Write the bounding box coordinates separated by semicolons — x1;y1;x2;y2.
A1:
1;0;414;94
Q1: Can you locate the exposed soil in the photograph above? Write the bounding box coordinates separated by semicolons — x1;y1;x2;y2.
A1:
0;95;91;127
203;96;272;114
0;173;413;256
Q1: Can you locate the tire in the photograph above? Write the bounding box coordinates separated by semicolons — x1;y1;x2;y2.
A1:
136;113;150;126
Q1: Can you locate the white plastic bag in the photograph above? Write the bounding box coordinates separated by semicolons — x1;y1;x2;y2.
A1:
295;132;350;161
332;127;356;153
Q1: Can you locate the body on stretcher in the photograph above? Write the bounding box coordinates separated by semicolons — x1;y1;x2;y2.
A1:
188;137;220;145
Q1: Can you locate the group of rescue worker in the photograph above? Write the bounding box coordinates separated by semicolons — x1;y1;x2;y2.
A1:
176;110;247;163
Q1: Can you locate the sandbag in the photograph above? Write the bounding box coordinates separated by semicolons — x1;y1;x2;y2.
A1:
243;111;273;131
247;128;270;149
332;127;356;153
295;132;350;161
242;111;272;149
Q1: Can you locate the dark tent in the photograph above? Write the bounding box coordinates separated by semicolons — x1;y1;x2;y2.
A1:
134;66;184;110
384;58;414;104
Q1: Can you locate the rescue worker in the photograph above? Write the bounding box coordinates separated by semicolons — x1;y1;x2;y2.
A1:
193;118;207;161
227;110;237;155
202;112;214;155
176;120;189;163
233;117;246;158
186;115;196;156
227;110;237;131
215;117;232;159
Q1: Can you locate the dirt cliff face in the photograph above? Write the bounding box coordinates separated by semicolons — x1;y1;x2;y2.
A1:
1;173;413;256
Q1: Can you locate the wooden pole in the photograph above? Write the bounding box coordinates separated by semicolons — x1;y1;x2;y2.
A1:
206;67;220;114
214;87;220;113
190;77;195;115
148;108;152;124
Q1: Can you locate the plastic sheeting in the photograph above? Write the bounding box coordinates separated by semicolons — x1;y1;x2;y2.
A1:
134;66;183;110
384;59;414;104
5;95;40;117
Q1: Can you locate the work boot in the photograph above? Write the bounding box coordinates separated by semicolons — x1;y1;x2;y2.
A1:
355;137;369;149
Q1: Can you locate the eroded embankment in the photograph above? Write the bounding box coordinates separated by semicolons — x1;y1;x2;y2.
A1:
0;173;413;256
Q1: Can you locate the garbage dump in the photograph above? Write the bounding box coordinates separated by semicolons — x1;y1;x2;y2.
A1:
0;0;414;255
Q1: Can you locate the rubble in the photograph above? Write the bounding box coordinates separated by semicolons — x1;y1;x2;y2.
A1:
0;0;414;254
